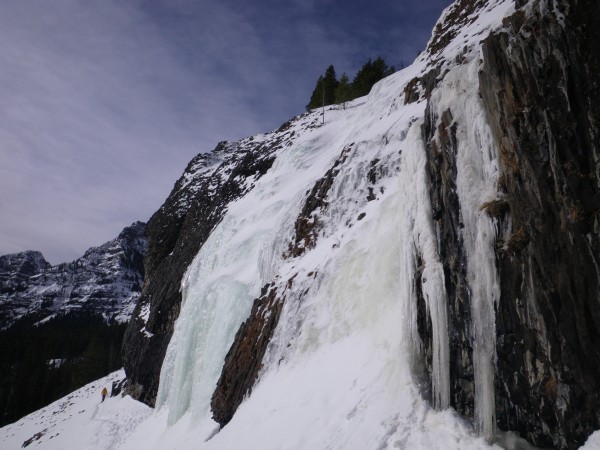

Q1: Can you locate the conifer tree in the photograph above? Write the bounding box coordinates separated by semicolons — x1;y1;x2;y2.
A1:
334;74;353;109
351;57;394;98
306;60;395;111
306;65;339;111
322;65;338;105
306;75;324;111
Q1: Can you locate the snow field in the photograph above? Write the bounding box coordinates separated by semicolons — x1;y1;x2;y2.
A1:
0;370;152;450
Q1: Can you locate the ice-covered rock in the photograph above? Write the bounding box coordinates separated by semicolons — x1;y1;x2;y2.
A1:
116;0;600;448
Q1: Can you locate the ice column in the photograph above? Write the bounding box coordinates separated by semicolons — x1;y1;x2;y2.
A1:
155;215;258;426
470;218;499;441
426;57;501;440
399;120;450;410
455;60;501;442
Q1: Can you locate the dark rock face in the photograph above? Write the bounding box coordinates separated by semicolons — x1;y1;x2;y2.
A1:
427;0;487;57
413;0;600;447
211;284;282;426
421;106;475;416
404;67;444;105
0;222;147;330
122;126;300;406
0;251;51;295
476;1;600;448
286;144;354;258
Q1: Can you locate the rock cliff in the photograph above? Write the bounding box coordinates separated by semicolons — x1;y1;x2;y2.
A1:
479;0;600;447
121;0;600;447
418;0;600;447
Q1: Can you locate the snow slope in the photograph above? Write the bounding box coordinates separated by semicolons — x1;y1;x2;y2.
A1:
0;370;152;450
2;368;599;449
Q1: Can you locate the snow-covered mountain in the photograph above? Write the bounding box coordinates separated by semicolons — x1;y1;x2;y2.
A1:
0;250;51;290
2;0;599;448
0;221;147;329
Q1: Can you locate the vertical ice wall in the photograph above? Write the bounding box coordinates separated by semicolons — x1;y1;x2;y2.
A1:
428;57;501;441
155;209;267;425
399;121;451;410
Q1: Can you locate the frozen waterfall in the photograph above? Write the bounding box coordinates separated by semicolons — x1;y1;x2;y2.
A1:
151;20;507;449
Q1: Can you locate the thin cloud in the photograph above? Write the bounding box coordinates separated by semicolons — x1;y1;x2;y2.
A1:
0;0;267;263
0;0;451;264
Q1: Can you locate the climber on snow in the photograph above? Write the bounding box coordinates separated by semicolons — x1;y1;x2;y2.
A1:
101;387;108;403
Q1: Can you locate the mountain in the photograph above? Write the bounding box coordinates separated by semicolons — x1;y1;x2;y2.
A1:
1;0;598;448
0;250;51;291
119;0;600;448
0;221;147;330
0;221;147;427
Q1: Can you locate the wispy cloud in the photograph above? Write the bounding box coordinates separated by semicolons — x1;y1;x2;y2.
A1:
0;0;451;264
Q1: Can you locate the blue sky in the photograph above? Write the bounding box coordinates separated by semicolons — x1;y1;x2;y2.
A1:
0;0;452;264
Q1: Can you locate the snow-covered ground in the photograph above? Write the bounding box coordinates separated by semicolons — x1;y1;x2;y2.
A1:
0;370;151;450
2;368;598;449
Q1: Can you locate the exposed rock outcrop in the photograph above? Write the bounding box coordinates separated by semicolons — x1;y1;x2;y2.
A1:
211;284;282;426
0;251;51;293
477;1;600;447
410;0;600;447
415;0;600;447
286;144;354;258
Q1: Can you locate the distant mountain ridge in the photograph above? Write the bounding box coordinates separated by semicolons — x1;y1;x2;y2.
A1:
0;221;147;330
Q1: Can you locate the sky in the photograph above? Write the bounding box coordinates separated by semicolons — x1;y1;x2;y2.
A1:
0;0;453;264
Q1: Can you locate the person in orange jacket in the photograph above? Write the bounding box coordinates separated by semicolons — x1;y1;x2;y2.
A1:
101;387;108;403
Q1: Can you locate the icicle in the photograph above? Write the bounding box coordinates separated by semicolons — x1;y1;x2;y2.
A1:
470;217;499;441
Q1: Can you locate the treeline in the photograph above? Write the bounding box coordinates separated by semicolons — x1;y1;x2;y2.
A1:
0;313;126;426
306;57;396;110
